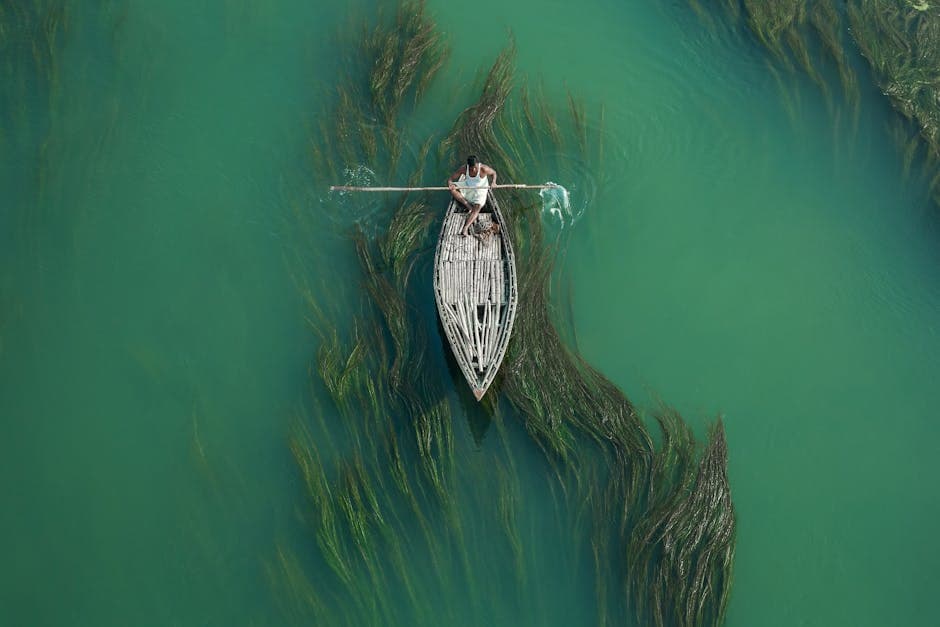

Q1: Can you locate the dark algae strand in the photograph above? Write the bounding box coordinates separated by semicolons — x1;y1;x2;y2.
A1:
440;34;739;627
628;411;735;627
280;1;737;625
1;1;125;274
691;0;940;206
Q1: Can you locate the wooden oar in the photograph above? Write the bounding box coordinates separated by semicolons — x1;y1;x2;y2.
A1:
330;184;560;192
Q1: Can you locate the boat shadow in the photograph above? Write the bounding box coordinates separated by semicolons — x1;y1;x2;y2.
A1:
436;318;494;445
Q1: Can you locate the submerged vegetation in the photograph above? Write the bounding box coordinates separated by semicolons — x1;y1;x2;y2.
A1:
0;0;125;361
280;1;736;625
0;0;72;261
0;0;69;144
0;0;125;271
692;0;940;205
440;50;736;625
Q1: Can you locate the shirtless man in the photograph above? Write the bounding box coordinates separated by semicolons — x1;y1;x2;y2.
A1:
447;155;498;236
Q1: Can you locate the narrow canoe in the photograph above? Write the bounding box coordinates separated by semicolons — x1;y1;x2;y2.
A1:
433;192;519;400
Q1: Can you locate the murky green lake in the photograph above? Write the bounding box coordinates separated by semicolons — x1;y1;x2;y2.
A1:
2;1;939;625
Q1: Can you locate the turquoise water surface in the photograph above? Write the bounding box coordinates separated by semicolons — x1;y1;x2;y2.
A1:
2;1;939;625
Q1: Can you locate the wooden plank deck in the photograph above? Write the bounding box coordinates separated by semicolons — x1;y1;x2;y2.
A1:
433;196;518;400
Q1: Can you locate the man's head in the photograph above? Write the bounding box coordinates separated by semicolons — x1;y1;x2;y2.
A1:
467;155;478;167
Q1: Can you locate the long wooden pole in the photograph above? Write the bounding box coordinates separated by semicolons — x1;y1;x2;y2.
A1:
329;183;560;192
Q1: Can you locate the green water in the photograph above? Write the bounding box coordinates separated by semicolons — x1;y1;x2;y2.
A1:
2;1;939;625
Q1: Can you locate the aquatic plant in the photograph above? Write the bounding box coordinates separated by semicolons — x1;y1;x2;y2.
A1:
847;0;940;201
283;2;737;625
439;40;517;169
283;20;471;613
691;0;940;205
0;1;67;116
0;0;68;261
0;0;126;323
315;0;448;179
436;41;737;624
628;408;735;627
809;0;858;102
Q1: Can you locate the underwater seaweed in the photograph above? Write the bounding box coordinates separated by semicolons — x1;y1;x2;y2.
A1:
436;43;736;624
0;0;127;330
283;3;737;625
847;0;940;155
692;0;940;207
627;408;736;627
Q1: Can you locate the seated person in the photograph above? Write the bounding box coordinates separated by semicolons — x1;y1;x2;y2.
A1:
447;155;498;236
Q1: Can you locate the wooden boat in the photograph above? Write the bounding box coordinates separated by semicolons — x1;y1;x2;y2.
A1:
433;192;519;400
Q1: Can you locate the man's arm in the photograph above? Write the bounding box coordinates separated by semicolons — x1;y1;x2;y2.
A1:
447;168;470;207
484;164;498;187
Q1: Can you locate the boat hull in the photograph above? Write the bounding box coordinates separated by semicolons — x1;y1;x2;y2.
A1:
433;193;519;400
